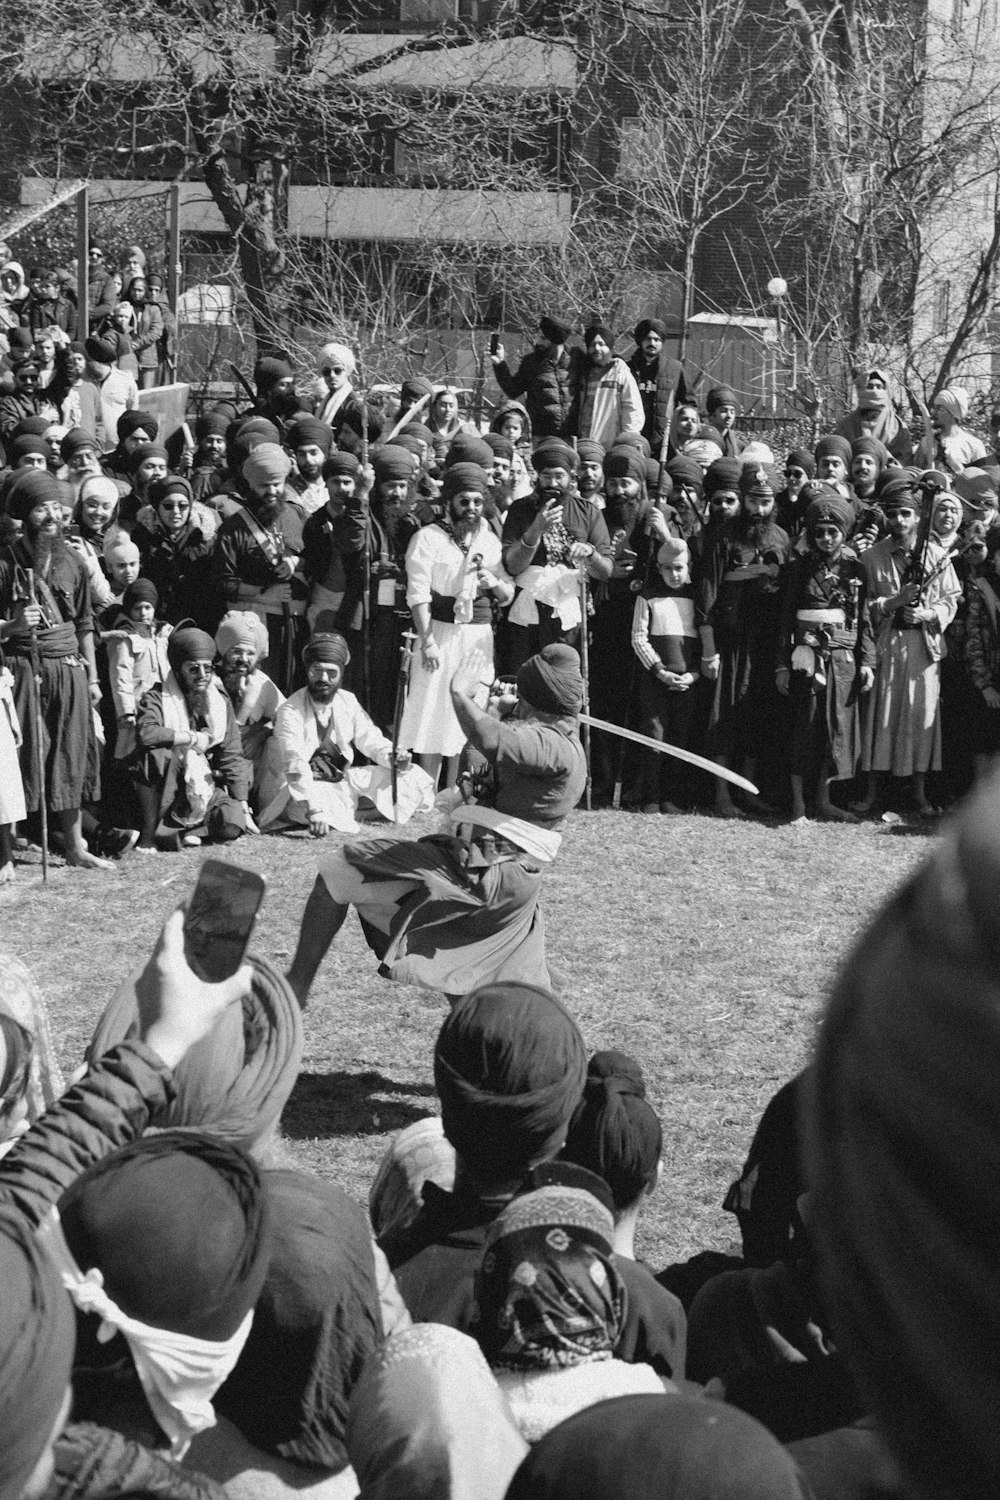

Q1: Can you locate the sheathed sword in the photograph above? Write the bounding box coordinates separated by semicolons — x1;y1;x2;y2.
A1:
579;713;760;796
391;630;417;821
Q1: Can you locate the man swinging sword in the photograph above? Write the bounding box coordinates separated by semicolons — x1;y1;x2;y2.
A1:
286;642;588;1003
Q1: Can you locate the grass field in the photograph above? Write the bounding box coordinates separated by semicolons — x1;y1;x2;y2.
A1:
0;809;930;1272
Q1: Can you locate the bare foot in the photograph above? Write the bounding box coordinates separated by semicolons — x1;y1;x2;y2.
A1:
0;863;14;884
66;849;114;871
659;801;683;815
914;801;940;820
817;802;859;823
790;797;807;821
714;800;744;820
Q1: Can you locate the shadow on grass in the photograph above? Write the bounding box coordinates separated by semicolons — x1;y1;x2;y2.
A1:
282;1070;438;1139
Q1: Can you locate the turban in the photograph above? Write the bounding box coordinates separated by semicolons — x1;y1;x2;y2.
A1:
584;322;614;348
195;410;230;441
934;387;969;421
303;631;351;669
216;610;269;659
254;356;294;394
59;1132;271;1340
84;334;118;364
612;430;651;455
441;463;490;501
323;451;361;479
123;578;159;612
532;438;578;474
644;458;661;491
505;1393;807;1500
805;493;854;537
483;432;514;461
740;462;780;499
851;436;888;467
562;1052;662;1213
517;642;584;716
807;765;1000;1500
877;470;920;509
167;626;216;673
953;468;999;518
666;455;703;490
243;443;292;491
401;422;433;446
683;437;724;468
13;416;52;439
576;439;605;464
127;442;168;476
392;434;423;460
4;468;61;523
0;1210;75;1500
372;445;417;485
704;457;744;496
604;448;646;483
317;342;356;376
233;416;281;448
857;388;889;415
814;434;852;467
785;447;816;478
434;981;587;1180
117;409;158;442
633;317;667;343
60;428;99;462
10;434;47;462
288;417;334;456
148;475;192;510
539;314;574;344
707;384;738;412
444;433;495;469
657;537;689;573
400;376;435;406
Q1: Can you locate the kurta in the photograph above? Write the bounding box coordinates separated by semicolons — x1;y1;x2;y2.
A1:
0;538;100;813
319;713;586;996
861;537;960;775
399;520;506;757
777;552;875;780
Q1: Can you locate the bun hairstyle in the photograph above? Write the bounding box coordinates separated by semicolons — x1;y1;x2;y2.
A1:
561;1051;663;1212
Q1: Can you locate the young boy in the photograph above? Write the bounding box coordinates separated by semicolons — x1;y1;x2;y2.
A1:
576;440;606;509
705;385;745;458
776;492;875;821
105;579;173;763
631;537;701;813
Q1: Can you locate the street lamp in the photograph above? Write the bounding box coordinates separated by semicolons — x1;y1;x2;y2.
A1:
766;275;787;336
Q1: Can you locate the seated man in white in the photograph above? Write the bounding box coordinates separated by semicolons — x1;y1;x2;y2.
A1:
259;630;433;835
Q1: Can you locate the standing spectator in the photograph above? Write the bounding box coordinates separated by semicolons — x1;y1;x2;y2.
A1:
32;333;58;391
124;276;164;391
0;360;58;443
705;385;745;458
491;314;582;440
133;476;216;629
627;317;690;454
145;270;176;384
0;261;28;328
287;415;334;517
931;388;987;474
314;342;362;441
774;448;816;540
574;325;644;450
631;536;702;814
85;243;118;326
301;450;362;628
813;434;854;496
19;267;77;341
77;334;139;451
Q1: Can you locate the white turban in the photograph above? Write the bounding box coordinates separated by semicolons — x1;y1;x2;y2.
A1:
318;342;356;377
935;387;969;421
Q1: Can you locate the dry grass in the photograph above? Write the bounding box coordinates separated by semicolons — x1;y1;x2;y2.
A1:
1;810;929;1272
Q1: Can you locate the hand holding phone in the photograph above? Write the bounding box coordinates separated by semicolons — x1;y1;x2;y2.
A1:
182;859;266;984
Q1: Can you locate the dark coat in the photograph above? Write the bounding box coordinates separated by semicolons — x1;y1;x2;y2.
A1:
494;347;585;439
628;350;690;454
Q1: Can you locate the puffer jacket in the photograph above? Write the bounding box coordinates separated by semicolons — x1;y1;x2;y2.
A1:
494;346;584;439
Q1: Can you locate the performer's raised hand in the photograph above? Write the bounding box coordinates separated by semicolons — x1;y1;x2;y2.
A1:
452;649;491;699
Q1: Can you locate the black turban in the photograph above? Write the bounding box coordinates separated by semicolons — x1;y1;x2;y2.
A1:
740;462;780;499
372;445;415;485
532;438;578;474
401;422;433;446
613;431;651;455
0;1209;75;1500
434;982;587;1182
323;451;361;479
441;463;489;500
444;433;495;469
814;434;852;468
60;428;99;463
288;416;334;456
704;457;744;496
644;458;661;491
167;625;216;673
127;441;168;476
303;632;351;669
483;433;514;461
666;456;704;491
633;317;667;343
400;376;435;406
517;643;584;715
59;1131;272;1341
805;493;854;536
561;1051;663;1212
785;447;816;478
584;322;614;348
12;416;52;439
10;435;47;463
576;440;605;464
117;409;158;442
195;410;230;441
254;356;294;394
85;334;118;365
603;448;646;484
539;314;574;344
877;470;920;509
4;468;62;523
808;765;1000;1500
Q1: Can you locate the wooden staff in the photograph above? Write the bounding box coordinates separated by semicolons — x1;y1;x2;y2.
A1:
578;566;592;811
26;570;48;883
354;341;373;713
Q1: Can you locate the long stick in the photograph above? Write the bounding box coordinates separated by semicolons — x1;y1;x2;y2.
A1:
227;361;257;405
354;342;373;713
26;570;48;883
578;568;592;810
580;713;761;796
390;631;416;822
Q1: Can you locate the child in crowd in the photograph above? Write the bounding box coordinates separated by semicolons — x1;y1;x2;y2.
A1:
631;536;701;814
104;578;173;761
705;385;745;458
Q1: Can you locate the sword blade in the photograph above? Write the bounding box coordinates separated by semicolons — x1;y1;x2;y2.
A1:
579;714;760;796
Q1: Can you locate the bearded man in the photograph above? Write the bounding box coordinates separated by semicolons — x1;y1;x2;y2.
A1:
287;642;588;1004
213;443;308;695
697;461;791;816
133;624;252;851
0;469;109;868
259;631;431;836
248;355;300;444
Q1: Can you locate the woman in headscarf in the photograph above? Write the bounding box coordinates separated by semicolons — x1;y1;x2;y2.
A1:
471;1180;667;1443
346;1324;527;1500
505;1392;808;1500
133;476;217;629
0;260;29;329
428;387;477;465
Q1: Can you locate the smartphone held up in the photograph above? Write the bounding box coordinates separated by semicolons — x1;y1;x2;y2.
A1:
183;859;266;984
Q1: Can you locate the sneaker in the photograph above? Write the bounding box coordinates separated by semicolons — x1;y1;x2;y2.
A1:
182;833;202;848
96;827;140;860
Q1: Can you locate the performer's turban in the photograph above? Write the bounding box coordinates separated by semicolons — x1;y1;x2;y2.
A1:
851;436;888;469
444;433;495;469
195;410;230;441
739;462;780;499
576;440;605;464
216;610;269;659
785;447;816;478
254;356;294;394
303;632;351;669
483;433;514;461
400;376;435;406
243;443;292;490
808;765;1000;1500
877;470;920;510
167;625;216;673
613;431;651;455
434;982;587;1181
0;1210;75;1500
666;456;703;491
517;643;585;716
372;445;416;485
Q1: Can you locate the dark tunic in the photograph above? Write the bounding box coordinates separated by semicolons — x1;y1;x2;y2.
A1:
697;516;790;760
132;519;216;630
0;537;100;812
213;504;308;696
385;1182;686;1381
337;503;423;729
501;491;613;671
134;680;251;837
777;551;875;780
